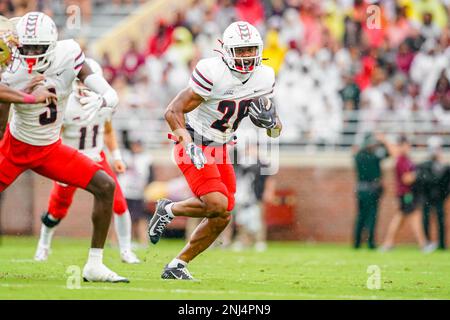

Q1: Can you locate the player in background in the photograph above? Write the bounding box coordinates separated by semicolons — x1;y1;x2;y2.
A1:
34;58;140;264
148;21;282;280
0;15;56;124
0;12;127;282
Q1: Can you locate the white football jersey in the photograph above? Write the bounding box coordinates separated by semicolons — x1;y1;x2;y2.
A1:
2;39;85;146
187;57;275;144
62;91;109;162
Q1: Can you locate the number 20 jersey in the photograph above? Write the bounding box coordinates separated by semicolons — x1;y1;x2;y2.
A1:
187;57;275;145
1;39;85;146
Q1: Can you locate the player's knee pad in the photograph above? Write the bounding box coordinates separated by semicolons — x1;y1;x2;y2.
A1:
41;211;61;228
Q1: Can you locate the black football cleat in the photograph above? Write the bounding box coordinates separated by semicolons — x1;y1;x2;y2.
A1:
161;263;195;280
147;198;173;244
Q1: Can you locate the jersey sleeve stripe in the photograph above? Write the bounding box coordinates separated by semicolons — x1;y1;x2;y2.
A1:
191;75;211;92
75;51;83;63
74;60;84;70
194;68;213;86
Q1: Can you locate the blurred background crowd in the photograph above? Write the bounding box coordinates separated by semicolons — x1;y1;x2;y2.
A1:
1;0;449;149
1;0;450;249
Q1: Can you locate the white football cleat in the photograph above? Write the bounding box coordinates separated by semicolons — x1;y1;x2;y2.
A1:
34;246;50;261
120;250;141;264
82;263;129;283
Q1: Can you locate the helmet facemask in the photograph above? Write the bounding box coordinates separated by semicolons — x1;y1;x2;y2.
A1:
224;44;262;74
18;42;56;73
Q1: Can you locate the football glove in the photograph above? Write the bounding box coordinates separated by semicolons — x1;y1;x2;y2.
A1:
79;90;104;122
78;90;115;122
186;142;207;170
248;97;276;129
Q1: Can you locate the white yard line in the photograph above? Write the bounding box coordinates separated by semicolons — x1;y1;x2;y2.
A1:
0;283;431;300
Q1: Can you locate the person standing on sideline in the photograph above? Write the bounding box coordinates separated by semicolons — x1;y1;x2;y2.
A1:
353;133;396;249
416;136;449;250
119;139;154;246
380;136;434;252
233;144;276;252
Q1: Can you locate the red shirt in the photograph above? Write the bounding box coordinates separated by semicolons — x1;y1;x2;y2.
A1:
395;154;415;196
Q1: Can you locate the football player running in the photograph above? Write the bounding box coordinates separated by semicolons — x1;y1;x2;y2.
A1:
0;16;56;106
0;12;128;282
148;21;282;280
34;58;140;265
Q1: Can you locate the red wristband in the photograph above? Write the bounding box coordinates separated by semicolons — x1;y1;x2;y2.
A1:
23;93;36;104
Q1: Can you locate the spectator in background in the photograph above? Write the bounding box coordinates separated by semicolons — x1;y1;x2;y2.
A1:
164;26;195;68
185;0;207;33
340;72;361;111
410;0;448;30
101;52;118;84
146;19;174;58
432;83;450;127
12;0;37;16
420;12;442;41
358;67;390;133
235;0;265;28
119;139;154;247
214;0;235;32
322;0;345;43
396;42;415;74
430;70;450;107
343;15;363;48
267;0;286;18
416;136;449;250
279;8;304;49
120;40;145;84
353;133;394;249
300;1;324;52
387;5;414;48
233;144;276;252
262;21;288;75
0;0;15;17
380;135;433;252
410;38;447;103
340;72;361;146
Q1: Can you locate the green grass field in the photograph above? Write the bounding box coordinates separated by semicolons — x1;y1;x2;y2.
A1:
0;236;449;299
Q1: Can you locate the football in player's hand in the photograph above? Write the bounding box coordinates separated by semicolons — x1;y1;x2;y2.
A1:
248;96;277;129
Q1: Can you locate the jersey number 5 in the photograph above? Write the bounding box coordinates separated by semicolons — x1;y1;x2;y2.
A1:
39;88;57;125
211;99;251;132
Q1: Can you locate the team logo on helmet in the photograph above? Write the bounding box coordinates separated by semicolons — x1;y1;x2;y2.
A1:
237;23;251;41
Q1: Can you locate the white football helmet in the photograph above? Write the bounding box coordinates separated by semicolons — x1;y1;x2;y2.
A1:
16;12;58;73
222;21;263;73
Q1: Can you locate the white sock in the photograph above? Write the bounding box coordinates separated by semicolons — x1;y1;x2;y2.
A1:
38;224;55;249
114;210;132;252
165;203;175;218
87;248;103;266
168;258;187;268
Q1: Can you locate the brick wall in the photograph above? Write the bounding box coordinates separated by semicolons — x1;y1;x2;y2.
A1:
1;161;448;246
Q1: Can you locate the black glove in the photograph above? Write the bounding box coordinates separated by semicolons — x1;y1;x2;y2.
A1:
248;97;276;129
